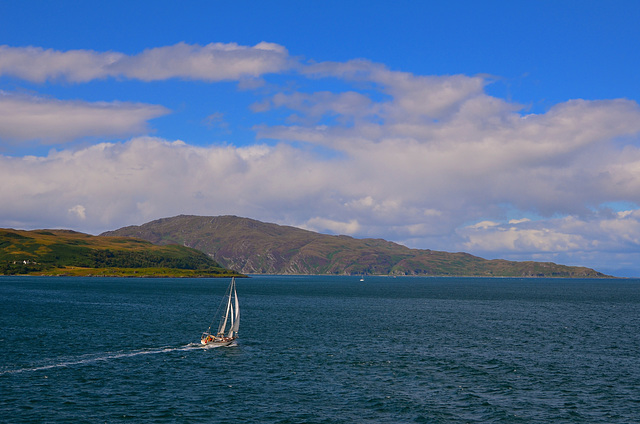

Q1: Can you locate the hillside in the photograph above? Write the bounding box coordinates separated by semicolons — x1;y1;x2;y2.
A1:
0;228;242;277
102;215;610;277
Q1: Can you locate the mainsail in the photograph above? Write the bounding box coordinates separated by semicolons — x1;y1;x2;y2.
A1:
229;281;240;336
218;277;240;338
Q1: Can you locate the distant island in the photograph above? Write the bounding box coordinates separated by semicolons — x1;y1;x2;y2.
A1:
0;228;242;277
102;215;611;278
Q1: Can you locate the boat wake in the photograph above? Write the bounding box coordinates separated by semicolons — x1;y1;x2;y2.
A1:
1;343;223;375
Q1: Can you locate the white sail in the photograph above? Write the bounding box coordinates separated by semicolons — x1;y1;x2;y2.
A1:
229;282;240;337
201;277;239;346
218;283;233;335
227;293;235;337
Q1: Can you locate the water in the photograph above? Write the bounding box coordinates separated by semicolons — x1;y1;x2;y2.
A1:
1;275;639;423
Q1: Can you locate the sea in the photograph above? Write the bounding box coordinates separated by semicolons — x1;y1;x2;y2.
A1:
1;275;639;423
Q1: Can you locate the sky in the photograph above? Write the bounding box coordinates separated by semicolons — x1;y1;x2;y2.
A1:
1;1;640;277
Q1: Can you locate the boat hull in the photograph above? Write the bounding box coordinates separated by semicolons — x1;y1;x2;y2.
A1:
201;336;237;347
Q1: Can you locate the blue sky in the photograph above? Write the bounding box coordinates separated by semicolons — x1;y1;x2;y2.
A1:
1;1;640;276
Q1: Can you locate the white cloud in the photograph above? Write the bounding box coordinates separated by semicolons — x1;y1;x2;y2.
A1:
252;61;640;275
455;211;640;274
0;45;123;83
0;121;639;276
509;218;531;225
254;91;375;123
468;221;501;230
0;42;290;83
304;217;361;235
108;42;290;82
460;221;587;253
259;64;640;224
303;59;490;121
0;137;342;232
2;46;640;275
0;92;170;143
68;204;86;220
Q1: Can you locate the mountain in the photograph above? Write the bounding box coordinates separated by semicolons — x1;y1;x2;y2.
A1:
102;215;610;278
0;228;242;277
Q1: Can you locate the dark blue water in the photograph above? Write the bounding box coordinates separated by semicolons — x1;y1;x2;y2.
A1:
1;276;639;423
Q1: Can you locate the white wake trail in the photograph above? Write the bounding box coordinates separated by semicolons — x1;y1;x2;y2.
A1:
1;343;208;375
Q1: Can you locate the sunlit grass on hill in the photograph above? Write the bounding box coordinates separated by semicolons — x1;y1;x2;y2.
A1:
0;229;242;277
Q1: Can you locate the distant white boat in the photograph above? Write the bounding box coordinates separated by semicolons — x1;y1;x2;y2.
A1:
201;277;239;346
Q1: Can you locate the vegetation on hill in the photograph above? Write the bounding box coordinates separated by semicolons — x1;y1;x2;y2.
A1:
102;215;610;278
0;229;242;277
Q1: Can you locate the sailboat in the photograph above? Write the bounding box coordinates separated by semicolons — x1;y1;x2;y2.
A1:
201;277;240;346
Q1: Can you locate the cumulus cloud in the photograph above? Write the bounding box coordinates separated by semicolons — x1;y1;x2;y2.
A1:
252;60;640;275
0;120;639;276
2;45;640;275
456;210;640;274
0;45;123;83
257;68;640;225
0;137;341;231
109;42;290;82
303;59;490;121
0;42;290;83
253;91;376;123
0;92;170;143
460;219;588;253
68;204;86;220
304;217;361;235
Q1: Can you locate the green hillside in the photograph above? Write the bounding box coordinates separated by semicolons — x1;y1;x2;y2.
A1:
0;228;242;277
102;215;610;278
